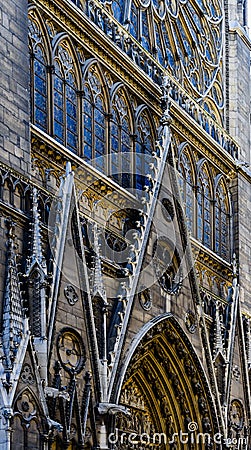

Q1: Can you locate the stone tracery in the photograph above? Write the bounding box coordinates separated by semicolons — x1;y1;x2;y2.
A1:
110;0;224;117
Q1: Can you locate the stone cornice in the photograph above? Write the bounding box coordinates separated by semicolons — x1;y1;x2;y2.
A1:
229;21;251;50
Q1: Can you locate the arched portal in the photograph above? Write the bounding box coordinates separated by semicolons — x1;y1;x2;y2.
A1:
111;314;220;449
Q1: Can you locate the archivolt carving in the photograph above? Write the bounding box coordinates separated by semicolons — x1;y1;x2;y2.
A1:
116;317;219;449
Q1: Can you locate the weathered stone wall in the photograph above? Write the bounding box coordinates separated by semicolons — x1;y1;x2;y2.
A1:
237;173;251;313
0;0;30;173
227;0;251;163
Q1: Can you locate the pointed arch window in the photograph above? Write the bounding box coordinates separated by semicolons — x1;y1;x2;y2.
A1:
110;91;132;188
154;21;165;65
179;151;194;233
135;111;155;193
29;18;48;132
112;0;124;23
83;69;106;172
197;165;212;248
130;0;139;39
215;181;230;260
53;44;78;153
141;9;151;51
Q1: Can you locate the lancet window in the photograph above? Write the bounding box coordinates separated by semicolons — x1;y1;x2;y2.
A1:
110;90;132;188
197;165;212;248
215;180;230;260
53;43;78;153
83;68;106;172
135;110;155;193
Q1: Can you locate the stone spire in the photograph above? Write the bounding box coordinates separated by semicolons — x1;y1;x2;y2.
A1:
91;223;107;302
213;300;226;360
2;219;24;370
26;187;46;273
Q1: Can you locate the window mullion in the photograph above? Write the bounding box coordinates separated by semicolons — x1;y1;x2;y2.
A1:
47;64;54;136
30;52;35;125
63;79;67;147
92;101;95;161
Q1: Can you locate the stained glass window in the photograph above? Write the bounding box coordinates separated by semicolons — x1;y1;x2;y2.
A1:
112;0;124;23
83;69;106;171
179;151;194;233
197;165;211;248
54;61;64;145
215;181;229;260
130;0;139;39
110;91;132;188
135;111;154;193
110;0;224;120
53;44;78;153
141;9;151;52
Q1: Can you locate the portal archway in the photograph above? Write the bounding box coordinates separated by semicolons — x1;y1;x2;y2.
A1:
112;314;220;449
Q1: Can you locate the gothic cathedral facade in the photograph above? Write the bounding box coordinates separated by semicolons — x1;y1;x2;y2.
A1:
0;0;250;448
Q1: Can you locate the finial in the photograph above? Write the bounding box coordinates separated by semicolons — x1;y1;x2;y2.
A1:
91;223;107;302
158;75;172;142
232;253;237;278
26;187;46;273
65;161;72;176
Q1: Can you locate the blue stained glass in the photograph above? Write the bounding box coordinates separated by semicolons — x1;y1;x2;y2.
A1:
95;108;104;122
141;10;150;52
54;122;64;141
155;23;164;65
35;92;46;110
36;47;45;62
67;131;77;148
210;4;216;17
96;161;105;171
96;138;104;153
95;124;105;140
66;84;76;102
84;86;92;101
206;47;212;62
205;209;210;221
112;137;119;151
111;120;119;153
112;1;123;23
84;129;92;143
96;95;103;108
187;3;202;31
34;59;46;77
54;106;64;123
67;116;77;133
35;110;47;128
54;90;63;108
35;75;46;92
122;138;130;152
204;237;210;247
67;102;77;119
130;1;138;39
84;144;92;160
85;115;92;130
67;72;75;85
54;75;63;91
162;24;175;67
